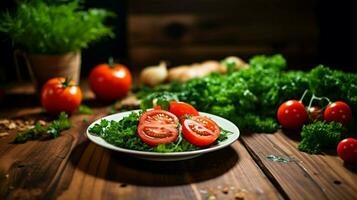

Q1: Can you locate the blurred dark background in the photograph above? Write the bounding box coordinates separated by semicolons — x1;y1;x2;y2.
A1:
0;0;356;85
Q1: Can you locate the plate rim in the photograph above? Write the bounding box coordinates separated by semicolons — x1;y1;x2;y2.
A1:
86;110;240;157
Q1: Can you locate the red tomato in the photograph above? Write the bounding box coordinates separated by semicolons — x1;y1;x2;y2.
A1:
138;110;179;146
308;106;323;122
89;62;132;101
182;116;220;147
169;101;199;118
324;101;352;126
277;100;308;129
337;138;357;163
41;77;82;114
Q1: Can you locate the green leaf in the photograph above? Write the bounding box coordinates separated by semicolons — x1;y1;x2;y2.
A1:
14;112;71;143
0;0;114;54
78;104;93;115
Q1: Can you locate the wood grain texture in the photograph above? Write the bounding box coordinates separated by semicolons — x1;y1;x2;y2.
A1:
1;84;357;200
0;108;107;200
50;140;282;200
0;86;282;200
129;0;317;15
127;0;319;68
240;130;357;200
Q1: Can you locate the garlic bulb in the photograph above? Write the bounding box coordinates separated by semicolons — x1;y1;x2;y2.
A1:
140;61;168;86
223;56;249;70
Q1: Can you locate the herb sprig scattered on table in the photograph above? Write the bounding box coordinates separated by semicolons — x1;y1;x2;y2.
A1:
15;112;71;143
78;104;93;115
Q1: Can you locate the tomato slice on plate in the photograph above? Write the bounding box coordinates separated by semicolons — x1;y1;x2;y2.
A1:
169;101;199;118
182;116;220;147
139;110;179;126
138;110;179;146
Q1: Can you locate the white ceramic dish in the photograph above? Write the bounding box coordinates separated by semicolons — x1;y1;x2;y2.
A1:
86;110;240;161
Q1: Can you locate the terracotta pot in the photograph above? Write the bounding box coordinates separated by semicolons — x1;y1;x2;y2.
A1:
15;51;81;92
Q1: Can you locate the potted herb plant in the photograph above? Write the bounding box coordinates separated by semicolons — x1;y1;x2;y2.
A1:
0;0;114;91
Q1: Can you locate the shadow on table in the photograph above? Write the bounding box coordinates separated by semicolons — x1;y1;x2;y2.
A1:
70;141;239;186
0;93;39;110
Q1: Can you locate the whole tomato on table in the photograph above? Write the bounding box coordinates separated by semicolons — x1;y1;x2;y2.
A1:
89;59;132;102
337;138;357;163
324;101;352;126
41;77;82;114
277;100;308;129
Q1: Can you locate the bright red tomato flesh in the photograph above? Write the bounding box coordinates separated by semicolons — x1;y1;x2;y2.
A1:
277;100;308;129
182;116;220;147
169;101;199;118
138;110;179;146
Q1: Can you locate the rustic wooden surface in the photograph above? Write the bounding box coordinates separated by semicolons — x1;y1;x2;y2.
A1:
128;0;318;69
0;84;356;200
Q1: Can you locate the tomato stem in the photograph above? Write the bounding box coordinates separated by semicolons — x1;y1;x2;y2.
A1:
307;94;332;111
108;57;115;68
299;89;309;103
60;77;75;88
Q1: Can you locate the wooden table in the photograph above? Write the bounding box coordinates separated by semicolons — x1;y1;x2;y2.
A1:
0;84;356;200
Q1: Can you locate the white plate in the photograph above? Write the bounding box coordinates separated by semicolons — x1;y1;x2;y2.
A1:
86;110;240;161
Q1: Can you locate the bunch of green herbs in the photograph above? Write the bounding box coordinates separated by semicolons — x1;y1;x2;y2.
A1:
0;0;114;54
298;121;345;154
136;54;357;154
139;55;357;133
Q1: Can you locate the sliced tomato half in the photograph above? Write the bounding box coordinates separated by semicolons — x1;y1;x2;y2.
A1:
169;101;199;119
182;116;220;147
138;110;179;146
139;109;179;126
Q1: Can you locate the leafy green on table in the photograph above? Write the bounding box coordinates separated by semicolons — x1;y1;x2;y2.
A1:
140;92;179;110
78;104;93;115
298;121;345;154
15;112;71;143
135;54;357;135
266;154;291;163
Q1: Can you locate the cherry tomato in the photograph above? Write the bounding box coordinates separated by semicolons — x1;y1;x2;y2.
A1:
324;101;352;126
169;101;199;119
89;60;132;101
182;116;220;147
308;106;323;122
138;110;179;146
41;77;82;114
277;100;308;129
337;138;357;163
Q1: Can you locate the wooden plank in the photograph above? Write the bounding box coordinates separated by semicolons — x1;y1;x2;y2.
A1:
129;0;317;15
240;130;357;200
128;14;318;46
0;83;283;200
49;140;283;200
0;108;107;200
